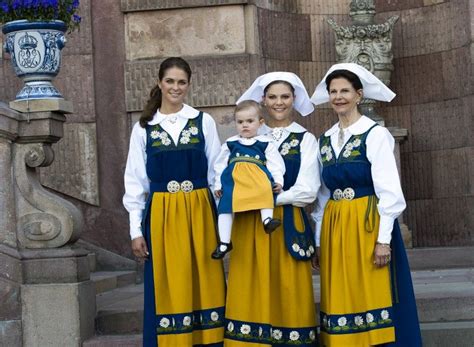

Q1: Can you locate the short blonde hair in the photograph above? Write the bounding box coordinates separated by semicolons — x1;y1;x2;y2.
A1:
234;100;264;120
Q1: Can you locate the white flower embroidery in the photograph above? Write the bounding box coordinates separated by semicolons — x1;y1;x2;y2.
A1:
180;136;190;144
210;311;219;322
354;315;364;326
272;329;282;340
236;153;240;157
309;245;315;254
159;132;168;141
366;313;374;323
299;249;306;257
309;330;316;341
345;143;354;151
282;143;291;150
172;318;175;327
150;130;160;139
292;243;300;252
343;149;351;158
189;126;198;135
255;155;260;160
290;139;299;147
240;324;251;335
280;148;289;156
326;152;333;161
183;316;191;326
289;331;300;341
381;310;389;320
182;130;191;138
258;327;263;337
227;321;234;332
159;317;170;328
321;145;329;154
162;138;171;146
244;154;250;157
353;138;361;147
306;250;311;257
327;319;331;327
337;317;347;327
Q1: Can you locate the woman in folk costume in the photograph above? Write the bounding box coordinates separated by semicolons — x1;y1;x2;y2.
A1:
123;57;226;346
311;63;422;347
224;72;321;346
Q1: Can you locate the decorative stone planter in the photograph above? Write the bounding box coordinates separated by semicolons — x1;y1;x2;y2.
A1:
2;20;67;100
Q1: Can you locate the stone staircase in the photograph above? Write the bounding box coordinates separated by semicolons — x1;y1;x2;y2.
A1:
81;247;474;347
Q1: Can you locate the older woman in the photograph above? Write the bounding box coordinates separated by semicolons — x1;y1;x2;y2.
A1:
311;63;421;346
123;57;225;346
223;72;320;346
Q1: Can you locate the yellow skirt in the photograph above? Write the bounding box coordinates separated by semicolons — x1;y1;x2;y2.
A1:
149;188;226;346
224;206;317;346
320;196;394;347
231;162;274;212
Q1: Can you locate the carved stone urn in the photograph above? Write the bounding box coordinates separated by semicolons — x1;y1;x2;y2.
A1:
2;20;67;101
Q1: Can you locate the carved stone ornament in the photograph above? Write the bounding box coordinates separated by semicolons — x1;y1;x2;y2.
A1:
14;143;83;248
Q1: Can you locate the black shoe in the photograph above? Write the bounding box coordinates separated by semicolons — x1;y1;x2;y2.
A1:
211;242;233;259
263;218;281;234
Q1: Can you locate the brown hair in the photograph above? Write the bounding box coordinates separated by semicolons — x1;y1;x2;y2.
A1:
139;57;192;128
234;100;264;120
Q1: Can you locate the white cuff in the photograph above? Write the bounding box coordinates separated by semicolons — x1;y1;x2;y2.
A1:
275;190;295;206
315;220;322;247
129;209;143;240
377;215;394;244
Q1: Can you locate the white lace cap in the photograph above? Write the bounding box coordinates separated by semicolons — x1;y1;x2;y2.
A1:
310;63;396;106
237;71;314;117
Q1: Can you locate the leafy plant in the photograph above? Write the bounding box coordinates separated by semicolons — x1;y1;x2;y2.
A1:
0;0;81;32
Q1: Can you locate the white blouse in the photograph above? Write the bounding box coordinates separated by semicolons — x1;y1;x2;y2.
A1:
312;115;406;246
213;134;285;191
123;104;221;240
259;122;321;207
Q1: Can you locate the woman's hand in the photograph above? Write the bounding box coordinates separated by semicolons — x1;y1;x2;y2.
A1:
311;247;321;270
272;183;283;194
214;189;223;198
374;243;391;267
132;236;149;261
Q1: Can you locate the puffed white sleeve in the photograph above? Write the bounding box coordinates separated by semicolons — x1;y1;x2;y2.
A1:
202;113;222;191
276;132;320;207
311;140;330;247
265;142;285;187
366;127;406;244
123;122;150;240
213;142;230;192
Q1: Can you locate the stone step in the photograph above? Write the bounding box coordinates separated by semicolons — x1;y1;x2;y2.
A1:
420;321;474;347
94;268;474;335
90;271;137;295
82;334;142;347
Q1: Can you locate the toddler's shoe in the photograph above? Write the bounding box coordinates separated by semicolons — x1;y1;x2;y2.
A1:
211;242;233;259
263;217;281;234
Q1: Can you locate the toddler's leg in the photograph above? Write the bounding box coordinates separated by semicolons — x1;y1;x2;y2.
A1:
261;208;281;234
211;214;234;259
218;213;233;244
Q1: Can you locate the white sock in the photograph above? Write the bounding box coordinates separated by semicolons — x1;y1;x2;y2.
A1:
260;208;273;224
218;214;233;251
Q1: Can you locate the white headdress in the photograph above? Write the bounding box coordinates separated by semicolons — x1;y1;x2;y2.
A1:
237;71;314;116
310;63;396;106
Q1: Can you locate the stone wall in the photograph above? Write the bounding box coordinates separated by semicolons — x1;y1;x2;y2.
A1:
1;0;472;257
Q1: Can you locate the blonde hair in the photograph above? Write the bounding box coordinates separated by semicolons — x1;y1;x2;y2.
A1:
234;100;264;120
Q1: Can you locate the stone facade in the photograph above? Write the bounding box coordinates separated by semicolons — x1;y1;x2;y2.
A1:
0;0;472;263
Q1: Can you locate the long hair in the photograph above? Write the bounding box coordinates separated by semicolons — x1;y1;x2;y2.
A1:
139;57;192;127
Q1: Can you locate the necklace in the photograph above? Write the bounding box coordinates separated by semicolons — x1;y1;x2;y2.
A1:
338;124;345;148
271;127;284;141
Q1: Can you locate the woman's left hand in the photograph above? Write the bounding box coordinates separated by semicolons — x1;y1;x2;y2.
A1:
373;243;391;267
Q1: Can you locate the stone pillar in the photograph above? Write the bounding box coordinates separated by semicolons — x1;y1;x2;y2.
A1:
0;100;95;346
389;126;413;248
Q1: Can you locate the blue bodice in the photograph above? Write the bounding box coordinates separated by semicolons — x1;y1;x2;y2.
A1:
278;132;305;190
319;124;378;195
145;113;208;186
